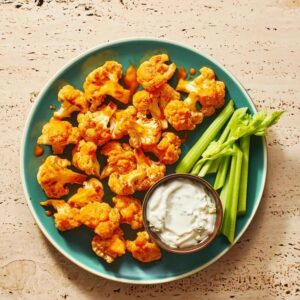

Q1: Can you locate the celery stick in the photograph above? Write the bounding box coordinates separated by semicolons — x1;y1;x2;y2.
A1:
214;155;231;190
176;100;234;173
220;174;229;215
198;160;212;177
221;144;243;243
207;158;221;174
238;136;250;216
190;160;205;175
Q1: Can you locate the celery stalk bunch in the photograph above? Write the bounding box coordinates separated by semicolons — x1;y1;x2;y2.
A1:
176;101;283;243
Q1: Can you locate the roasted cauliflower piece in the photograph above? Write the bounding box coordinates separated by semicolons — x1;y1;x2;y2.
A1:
72;140;100;177
108;148;165;195
100;142;137;179
37;117;80;154
94;207;120;239
157;83;181;110
137;54;176;91
112;196;143;230
83;61;131;110
77;101;117;146
92;229;126;263
79;202;120;238
133;148;166;191
68;178;104;208
126;231;161;263
132;90;161;119
54;85;89;119
128;114;161;149
108;169;145;196
40;200;81;231
176;66;225;116
132;84;179;129
124;64;139;94
79;202;110;228
110;106;137;140
164;97;204;131
37;156;86;198
144;132;182;165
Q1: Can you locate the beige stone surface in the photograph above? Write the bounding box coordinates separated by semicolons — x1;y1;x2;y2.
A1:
0;0;299;299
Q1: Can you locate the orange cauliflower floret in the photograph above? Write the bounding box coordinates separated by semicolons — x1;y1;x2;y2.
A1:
37;156;86;198
37;118;80;154
176;66;225;116
54;85;89;119
94;207;120;239
72;140;100;177
79;202;120;239
157;83;181;110
133;84;180;129
108;148;165;195
83;61;131;110
137;54;176;91
40;200;81;231
110;106;137;140
144;132;182;165
68;178;104;208
100;142;137;179
79;202;111;228
126;231;161;263
133;148;166;191
164;97;204;131
77;101;117;146
124;64;139;95
112;196;143;230
128;114;161;149
92;229;126;263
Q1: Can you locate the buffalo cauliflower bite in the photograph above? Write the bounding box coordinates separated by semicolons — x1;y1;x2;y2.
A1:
72;140;100;177
124;64;139;94
133;148;166;191
92;229;126;263
77;101;117;146
83;61;131;110
94;207;120;239
126;231;162;263
137;54;176;91
37;118;80;154
37;156;86;198
112;196;143;230
110;106;137;140
68;178;104;208
157;83;180;110
100;142;137;179
128;114;161;149
176;66;225;116
164;97;204;131
144;132;182;165
108;148;165;195
132;84;179;129
54;85;89;119
79;202;111;228
40;200;81;231
79;202;120;238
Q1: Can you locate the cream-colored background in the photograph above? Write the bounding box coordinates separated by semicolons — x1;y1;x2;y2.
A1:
0;0;299;299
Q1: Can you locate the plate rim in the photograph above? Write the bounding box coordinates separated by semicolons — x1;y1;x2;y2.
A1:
20;37;267;285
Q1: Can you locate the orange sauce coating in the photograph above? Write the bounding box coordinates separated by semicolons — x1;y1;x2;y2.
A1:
177;66;187;80
34;144;44;157
189;68;196;75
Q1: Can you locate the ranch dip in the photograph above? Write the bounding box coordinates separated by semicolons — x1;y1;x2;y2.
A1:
146;178;217;248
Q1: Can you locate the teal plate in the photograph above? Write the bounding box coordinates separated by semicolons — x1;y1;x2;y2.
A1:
20;38;267;284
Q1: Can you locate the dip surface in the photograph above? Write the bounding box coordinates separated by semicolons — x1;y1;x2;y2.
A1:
146;178;216;248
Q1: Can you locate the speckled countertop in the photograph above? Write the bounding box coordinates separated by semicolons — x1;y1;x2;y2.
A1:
0;0;299;299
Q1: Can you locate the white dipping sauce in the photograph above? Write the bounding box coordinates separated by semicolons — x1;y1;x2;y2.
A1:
146;179;217;248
